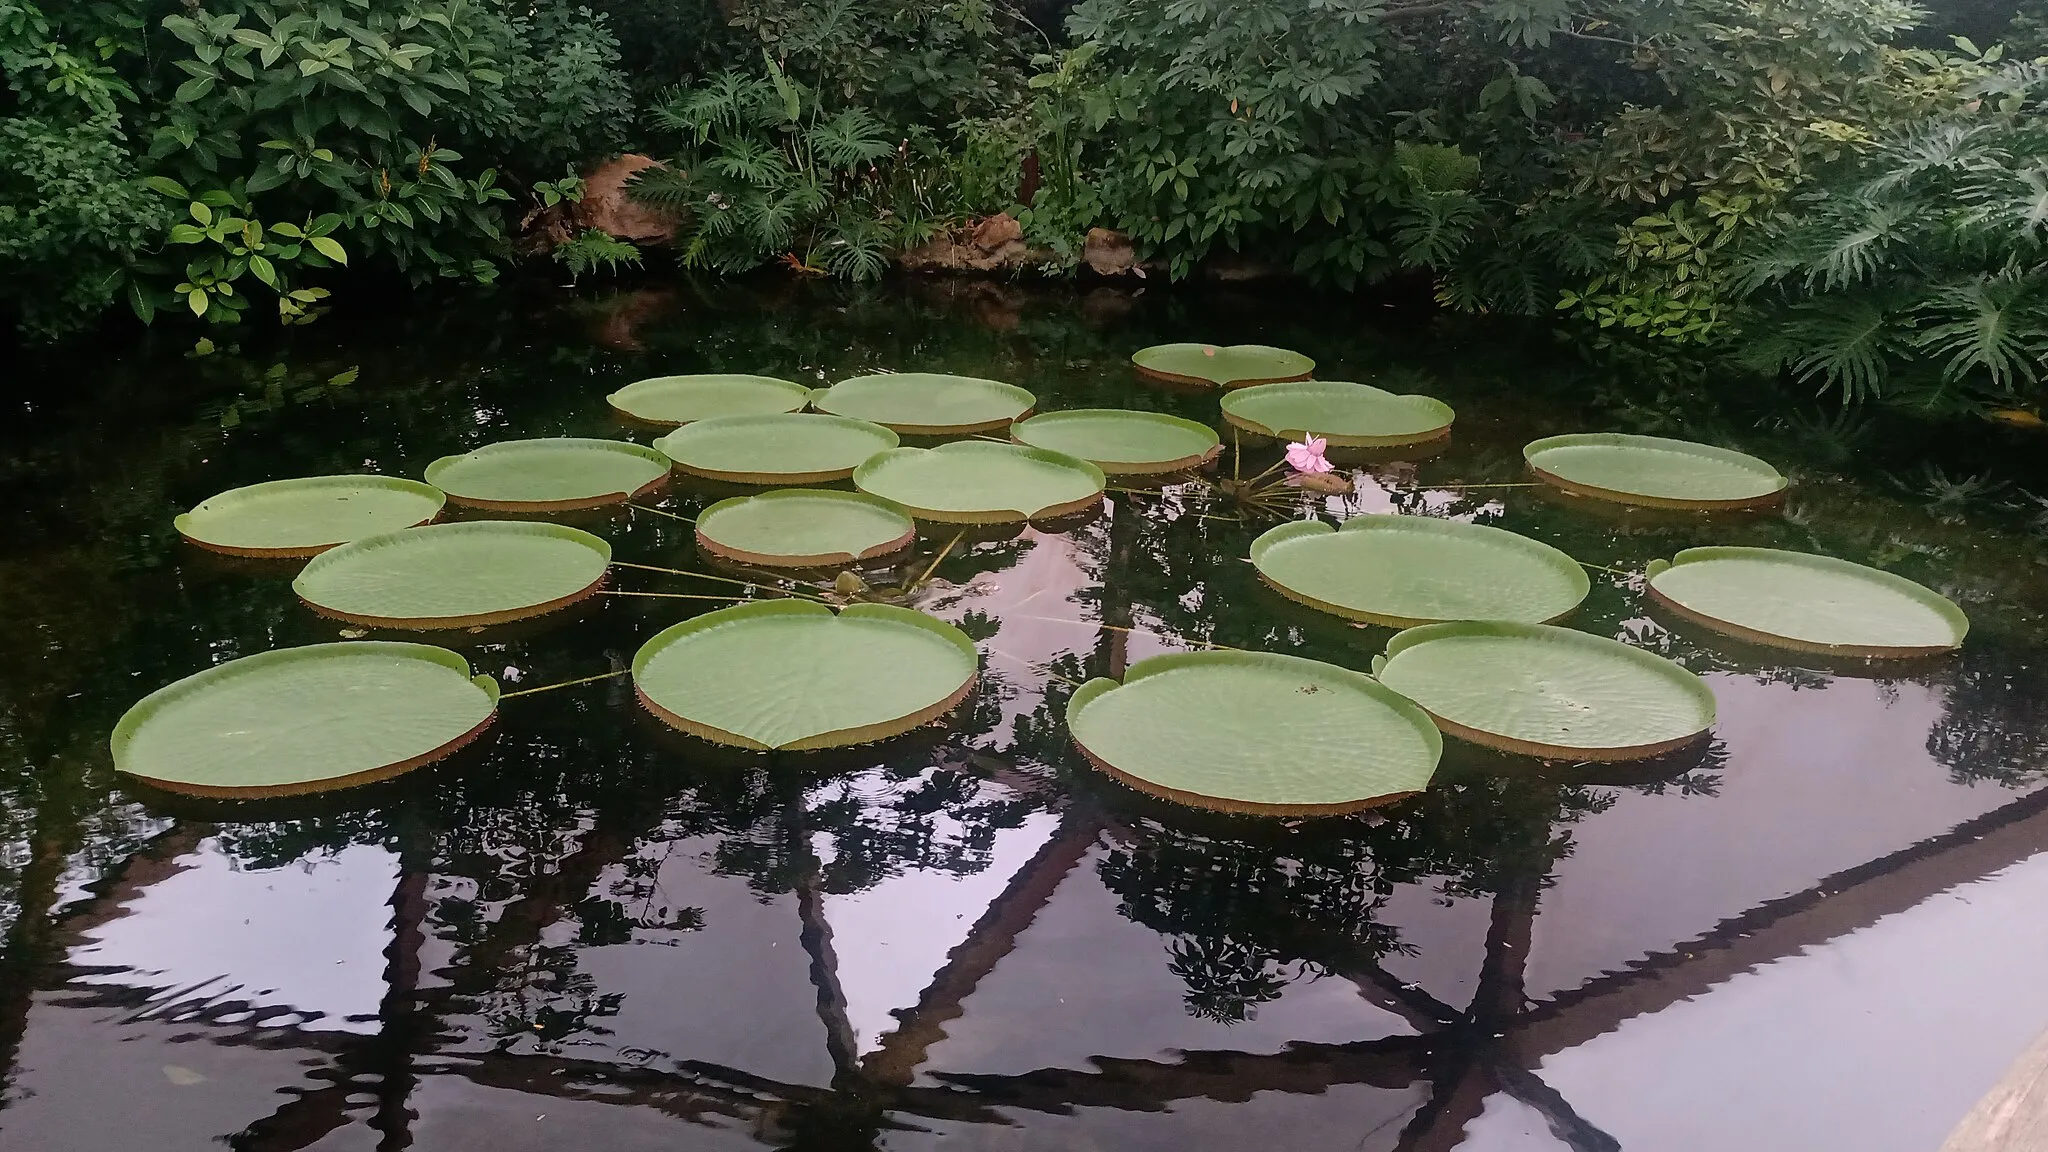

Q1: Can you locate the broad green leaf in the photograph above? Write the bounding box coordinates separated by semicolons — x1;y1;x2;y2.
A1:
423;438;671;510
853;441;1104;524
1131;342;1314;387
1377;622;1715;761
633;601;976;750
655;413;899;485
1067;650;1441;815
1010;409;1220;475
111;642;497;798
1222;380;1455;447
814;372;1036;434
187;288;209;317
175;475;444;557
249;254;279;288
606;373;811;426
293;521;611;629
1524;433;1786;509
309;236;348;263
1250;515;1588;626
696;489;916;568
1646;547;1968;657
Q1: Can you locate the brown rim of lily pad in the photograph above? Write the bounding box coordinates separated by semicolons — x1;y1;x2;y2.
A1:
173;476;448;559
696;525;916;569
654;414;901;486
1528;463;1785;512
301;571;610;631
425;439;675;513
437;475;669;513
811;374;1039;436
293;522;615;631
1067;739;1422;818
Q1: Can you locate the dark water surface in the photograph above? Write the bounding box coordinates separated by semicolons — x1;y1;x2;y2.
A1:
5;280;2048;1152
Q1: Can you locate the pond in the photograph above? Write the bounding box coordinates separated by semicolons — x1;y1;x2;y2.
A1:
4;279;2048;1152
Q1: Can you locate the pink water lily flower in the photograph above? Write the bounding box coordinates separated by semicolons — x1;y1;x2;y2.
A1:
1285;435;1333;474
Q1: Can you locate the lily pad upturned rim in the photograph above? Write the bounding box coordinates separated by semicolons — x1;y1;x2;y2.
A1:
694;489;918;568
632;599;978;750
1066;649;1443;817
852;440;1107;524
1377;621;1717;761
293;520;612;630
1009;409;1223;475
1219;380;1457;448
1523;432;1789;511
654;412;901;485
174;474;447;559
423;437;672;512
1249;515;1590;627
1130;342;1317;388
605;373;813;426
812;372;1038;435
1645;546;1969;658
110;641;500;799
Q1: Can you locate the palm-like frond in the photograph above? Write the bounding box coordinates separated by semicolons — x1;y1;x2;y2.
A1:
1913;271;2048;390
1744;291;1917;403
806;108;893;171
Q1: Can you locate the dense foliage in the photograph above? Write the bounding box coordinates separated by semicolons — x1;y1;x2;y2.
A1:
5;0;2046;413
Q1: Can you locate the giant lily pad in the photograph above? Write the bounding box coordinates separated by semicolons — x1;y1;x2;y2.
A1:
633;600;977;750
294;521;611;629
696;489;916;567
1250;515;1588;626
111;642;498;798
813;372;1037;435
1374;621;1716;761
425;438;671;512
1524;433;1787;510
607;373;811;426
655;413;899;485
1131;343;1314;388
1010;409;1221;475
1221;380;1454;448
1646;546;1968;657
175;475;445;558
853;441;1105;523
1066;650;1441;815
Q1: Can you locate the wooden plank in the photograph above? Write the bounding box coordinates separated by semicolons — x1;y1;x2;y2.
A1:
1943;1026;2048;1152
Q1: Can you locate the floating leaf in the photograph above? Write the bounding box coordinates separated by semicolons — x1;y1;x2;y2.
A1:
1375;622;1716;761
812;372;1036;434
294;521;610;629
606;373;811;426
1646;546;1967;657
1250;515;1588;626
174;475;445;559
632;600;977;750
425;438;670;511
111;642;498;798
1131;343;1314;388
1221;380;1454;448
1067;650;1441;815
1524;433;1787;510
853;441;1105;523
1010;409;1221;475
695;489;916;567
655;413;898;485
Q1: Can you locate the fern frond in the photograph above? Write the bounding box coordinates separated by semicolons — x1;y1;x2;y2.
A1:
1913;271;2048;390
806;108;894;171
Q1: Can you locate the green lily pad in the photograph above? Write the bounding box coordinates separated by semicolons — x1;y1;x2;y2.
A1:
853;441;1105;523
1250;515;1589;626
1067;650;1442;815
175;475;445;558
696;489;917;567
655;413;899;485
294;521;611;629
1524;433;1787;510
1374;621;1716;761
607;373;811;426
425;438;671;511
111;642;498;798
633;600;978;750
1010;409;1221;475
1646;546;1968;657
1220;380;1455;448
1131;343;1315;388
812;372;1037;435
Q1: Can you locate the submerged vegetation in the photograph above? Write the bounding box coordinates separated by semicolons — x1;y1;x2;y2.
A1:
5;0;2048;412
